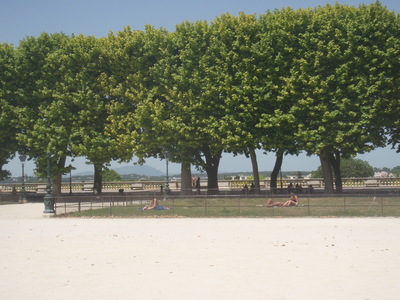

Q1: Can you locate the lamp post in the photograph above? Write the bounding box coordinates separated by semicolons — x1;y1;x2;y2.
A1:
18;154;27;203
164;151;170;195
43;153;55;216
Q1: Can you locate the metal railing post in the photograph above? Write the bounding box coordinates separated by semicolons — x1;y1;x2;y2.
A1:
204;196;207;217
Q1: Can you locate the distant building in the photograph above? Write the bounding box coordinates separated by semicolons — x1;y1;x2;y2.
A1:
374;171;394;178
228;175;250;180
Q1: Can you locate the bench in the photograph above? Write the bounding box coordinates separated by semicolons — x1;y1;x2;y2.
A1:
131;183;144;190
82;184;93;191
365;179;379;187
307;181;322;188
36;185;47;192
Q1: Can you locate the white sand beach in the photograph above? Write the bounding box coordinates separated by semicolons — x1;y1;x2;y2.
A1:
0;203;399;300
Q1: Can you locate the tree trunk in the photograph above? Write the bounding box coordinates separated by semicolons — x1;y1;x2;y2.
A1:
270;151;284;194
180;161;192;195
52;174;62;196
319;150;334;193
249;148;260;194
93;164;103;194
205;164;219;195
52;156;66;196
202;148;221;195
329;151;343;193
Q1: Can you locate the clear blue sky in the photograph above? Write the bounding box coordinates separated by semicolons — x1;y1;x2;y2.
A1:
2;0;399;46
2;0;399;176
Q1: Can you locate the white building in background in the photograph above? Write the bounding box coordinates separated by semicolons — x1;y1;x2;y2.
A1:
374;171;394;178
228;175;250;180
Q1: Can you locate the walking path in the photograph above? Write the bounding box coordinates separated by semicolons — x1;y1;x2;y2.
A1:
0;203;399;300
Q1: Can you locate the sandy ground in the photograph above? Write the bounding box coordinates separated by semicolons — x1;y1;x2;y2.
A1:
0;203;399;300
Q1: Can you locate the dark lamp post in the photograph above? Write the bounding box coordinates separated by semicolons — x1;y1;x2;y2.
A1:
164;151;170;195
19;155;27;203
43;153;55;216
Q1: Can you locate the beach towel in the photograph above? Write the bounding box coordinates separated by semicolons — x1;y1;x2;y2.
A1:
138;206;171;211
154;206;171;210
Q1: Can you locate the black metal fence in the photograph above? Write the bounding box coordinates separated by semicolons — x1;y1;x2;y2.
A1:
54;189;400;217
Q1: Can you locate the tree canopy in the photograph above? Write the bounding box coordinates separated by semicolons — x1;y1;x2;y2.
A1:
0;43;19;180
1;1;398;193
312;158;374;178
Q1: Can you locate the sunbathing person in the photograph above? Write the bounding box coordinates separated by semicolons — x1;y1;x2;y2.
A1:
265;199;284;207
142;198;171;210
283;193;299;207
143;198;158;210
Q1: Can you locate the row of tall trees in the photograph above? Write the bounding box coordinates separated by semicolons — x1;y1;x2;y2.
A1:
1;1;399;194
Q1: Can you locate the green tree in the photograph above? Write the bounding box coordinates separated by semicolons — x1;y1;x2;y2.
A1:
278;2;397;192
104;26;174;186
15;33;71;194
391;166;400;176
382;9;400;154
312;158;374;178
122;21;227;194
158;20;227;194
16;33;123;194
341;158;374;177
255;7;312;192
7;3;396;195
56;35;121;194
0;43;19;180
208;13;263;192
102;169;122;181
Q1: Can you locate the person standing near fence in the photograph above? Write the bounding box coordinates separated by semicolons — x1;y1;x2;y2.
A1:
196;177;201;195
192;176;197;188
